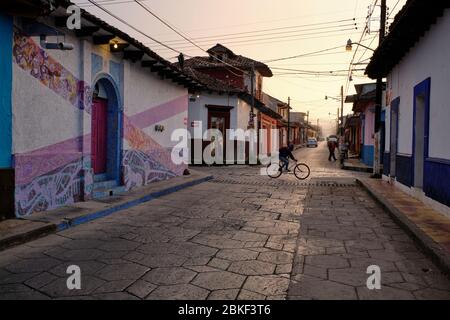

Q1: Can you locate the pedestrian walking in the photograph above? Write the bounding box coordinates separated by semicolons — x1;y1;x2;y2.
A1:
327;138;337;162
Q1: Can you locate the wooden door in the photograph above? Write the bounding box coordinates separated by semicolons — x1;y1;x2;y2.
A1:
207;109;230;163
91;99;108;174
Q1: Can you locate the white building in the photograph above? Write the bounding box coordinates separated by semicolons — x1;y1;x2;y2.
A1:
366;0;450;217
180;45;281;164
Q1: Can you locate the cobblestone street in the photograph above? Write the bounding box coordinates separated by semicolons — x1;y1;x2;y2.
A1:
0;143;449;300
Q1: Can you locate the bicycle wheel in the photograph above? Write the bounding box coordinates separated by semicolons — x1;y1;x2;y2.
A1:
266;162;282;179
294;163;310;180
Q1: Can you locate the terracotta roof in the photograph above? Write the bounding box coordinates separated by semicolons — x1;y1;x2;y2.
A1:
179;68;281;120
366;0;450;78
181;44;273;77
182;67;242;93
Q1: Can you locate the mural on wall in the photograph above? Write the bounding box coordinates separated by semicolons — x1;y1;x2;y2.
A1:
15;159;83;217
123;150;177;190
13;32;90;110
12;32;187;216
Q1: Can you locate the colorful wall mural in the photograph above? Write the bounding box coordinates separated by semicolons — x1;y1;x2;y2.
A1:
13;32;90;111
15;159;83;216
12;31;188;217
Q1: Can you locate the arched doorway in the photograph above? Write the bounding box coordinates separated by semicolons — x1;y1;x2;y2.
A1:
91;74;123;185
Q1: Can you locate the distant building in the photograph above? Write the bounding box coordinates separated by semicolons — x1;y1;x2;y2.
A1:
179;45;281;164
345;83;386;167
290;112;307;145
366;0;450;215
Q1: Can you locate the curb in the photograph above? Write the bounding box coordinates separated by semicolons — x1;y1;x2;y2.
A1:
342;164;373;173
357;179;450;276
0;223;56;252
0;175;213;251
56;175;213;231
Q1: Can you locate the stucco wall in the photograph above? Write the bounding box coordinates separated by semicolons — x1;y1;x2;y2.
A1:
187;94;238;136
388;9;450;159
363;104;375;146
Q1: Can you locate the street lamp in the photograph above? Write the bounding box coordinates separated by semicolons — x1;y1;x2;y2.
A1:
346;39;375;52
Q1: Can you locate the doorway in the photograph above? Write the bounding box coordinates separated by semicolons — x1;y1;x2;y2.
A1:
91;98;108;175
390;98;400;178
413;78;431;190
414;95;425;189
207;108;230;163
90;75;123;184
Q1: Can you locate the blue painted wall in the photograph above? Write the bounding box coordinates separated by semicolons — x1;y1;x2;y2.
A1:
0;13;13;168
91;53;103;80
361;145;374;167
0;14;13;168
424;159;450;207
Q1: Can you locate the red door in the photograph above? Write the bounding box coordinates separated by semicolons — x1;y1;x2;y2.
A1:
91;99;107;174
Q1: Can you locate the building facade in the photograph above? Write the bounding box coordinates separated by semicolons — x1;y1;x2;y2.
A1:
181;48;281;164
366;0;450;216
0;2;201;217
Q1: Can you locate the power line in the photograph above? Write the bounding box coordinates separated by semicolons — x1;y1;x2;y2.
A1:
156;30;361;53
344;0;379;97
155;19;361;45
86;0;182;54
132;0;248;76
153;27;360;51
388;0;402;19
263;45;345;63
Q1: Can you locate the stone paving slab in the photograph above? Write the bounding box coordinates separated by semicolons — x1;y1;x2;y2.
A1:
358;178;450;275
288;182;450;300
0;170;212;252
1;144;449;300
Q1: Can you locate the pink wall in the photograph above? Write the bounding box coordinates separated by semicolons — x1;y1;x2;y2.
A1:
363;102;375;146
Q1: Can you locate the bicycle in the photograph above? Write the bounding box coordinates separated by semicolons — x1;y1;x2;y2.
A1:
266;159;311;180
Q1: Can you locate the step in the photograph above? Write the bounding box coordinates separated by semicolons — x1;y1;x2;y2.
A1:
93;179;118;190
92;185;127;200
94;173;108;183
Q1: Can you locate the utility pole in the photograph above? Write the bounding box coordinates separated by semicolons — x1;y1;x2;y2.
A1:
337;108;339;134
340;85;344;136
373;0;387;178
287;97;291;143
317;119;320;140
306;111;310;139
250;62;255;129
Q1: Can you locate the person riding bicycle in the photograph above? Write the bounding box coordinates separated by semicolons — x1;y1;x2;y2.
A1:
279;143;297;172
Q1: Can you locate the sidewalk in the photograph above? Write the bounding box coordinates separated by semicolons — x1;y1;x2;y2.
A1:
343;158;373;173
0;170;212;251
358;178;450;274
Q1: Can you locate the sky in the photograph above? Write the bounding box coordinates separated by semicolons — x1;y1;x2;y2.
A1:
74;0;406;136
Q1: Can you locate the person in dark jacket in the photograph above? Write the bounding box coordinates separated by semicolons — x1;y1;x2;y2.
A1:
327;139;337;161
279;143;297;172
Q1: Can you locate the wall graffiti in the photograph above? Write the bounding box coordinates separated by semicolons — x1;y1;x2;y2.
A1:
15;159;83;217
13;32;88;110
123;149;177;190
